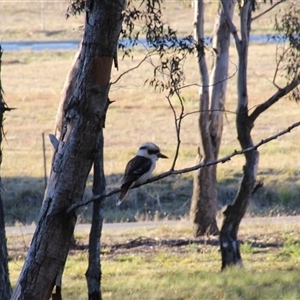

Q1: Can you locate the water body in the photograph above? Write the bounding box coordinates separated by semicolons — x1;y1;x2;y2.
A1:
1;35;280;52
1;40;81;51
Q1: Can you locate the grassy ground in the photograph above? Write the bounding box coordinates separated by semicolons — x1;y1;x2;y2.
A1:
7;219;300;299
3;2;300;299
0;1;288;41
2;42;300;225
0;2;300;225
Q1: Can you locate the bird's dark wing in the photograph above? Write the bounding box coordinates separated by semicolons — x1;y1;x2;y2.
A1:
117;156;152;203
121;156;152;185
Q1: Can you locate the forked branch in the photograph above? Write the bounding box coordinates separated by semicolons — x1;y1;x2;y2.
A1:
249;76;300;123
220;0;241;52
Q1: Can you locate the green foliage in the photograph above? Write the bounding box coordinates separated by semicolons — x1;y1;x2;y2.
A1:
119;0;202;97
66;0;85;18
274;3;300;101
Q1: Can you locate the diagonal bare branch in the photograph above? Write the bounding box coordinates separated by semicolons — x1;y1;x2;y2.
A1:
67;120;300;213
110;49;157;85
252;0;286;22
249;76;300;123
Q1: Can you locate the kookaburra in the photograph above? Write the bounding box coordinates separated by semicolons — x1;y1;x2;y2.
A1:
117;142;168;205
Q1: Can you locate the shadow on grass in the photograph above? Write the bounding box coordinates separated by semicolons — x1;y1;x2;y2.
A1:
3;169;300;225
70;236;284;257
2;174;193;225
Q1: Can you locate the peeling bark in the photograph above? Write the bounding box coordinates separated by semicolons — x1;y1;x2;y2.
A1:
191;0;235;236
11;1;126;299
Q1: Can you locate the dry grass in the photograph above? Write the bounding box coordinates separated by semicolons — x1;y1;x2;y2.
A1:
0;1;83;41
0;1;300;300
0;1;289;41
2;42;300;224
3;2;300;299
0;1;300;224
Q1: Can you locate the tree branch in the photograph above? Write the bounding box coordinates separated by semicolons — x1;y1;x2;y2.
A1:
220;0;241;53
166;95;181;171
273;45;290;90
251;0;286;22
67;120;300;213
110;50;156;85
249;76;300;123
176;61;237;92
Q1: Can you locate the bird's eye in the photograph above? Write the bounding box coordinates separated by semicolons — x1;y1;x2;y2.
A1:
148;149;159;155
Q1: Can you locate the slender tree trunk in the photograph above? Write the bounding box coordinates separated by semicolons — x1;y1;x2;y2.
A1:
219;0;259;269
190;0;215;236
0;194;12;300
0;46;12;300
85;133;105;300
190;0;235;237
11;1;125;299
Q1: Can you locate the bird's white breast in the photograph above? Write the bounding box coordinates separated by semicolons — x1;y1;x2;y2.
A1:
134;159;156;186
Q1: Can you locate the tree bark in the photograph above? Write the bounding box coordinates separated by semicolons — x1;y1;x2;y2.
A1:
11;1;125;299
0;46;12;300
190;0;235;237
85;133;105;300
0;194;12;300
220;0;259;269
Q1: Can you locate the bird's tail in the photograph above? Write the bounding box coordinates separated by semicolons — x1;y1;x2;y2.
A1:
117;182;133;206
116;189;128;206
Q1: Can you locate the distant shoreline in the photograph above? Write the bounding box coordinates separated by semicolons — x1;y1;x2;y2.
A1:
0;35;281;52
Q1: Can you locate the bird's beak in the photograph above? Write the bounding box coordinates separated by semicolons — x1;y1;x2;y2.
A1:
158;152;168;159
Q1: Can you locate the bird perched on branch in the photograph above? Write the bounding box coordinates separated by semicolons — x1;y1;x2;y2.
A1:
117;142;168;205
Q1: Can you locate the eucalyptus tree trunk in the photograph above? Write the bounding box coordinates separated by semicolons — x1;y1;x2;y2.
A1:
219;0;259;269
11;1;126;299
0;194;11;300
85;133;105;300
190;0;235;237
0;46;12;300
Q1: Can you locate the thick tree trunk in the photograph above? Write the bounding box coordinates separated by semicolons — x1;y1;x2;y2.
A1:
0;46;12;300
191;164;219;236
11;1;125;299
190;0;235;236
85;133;105;300
219;0;259;269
